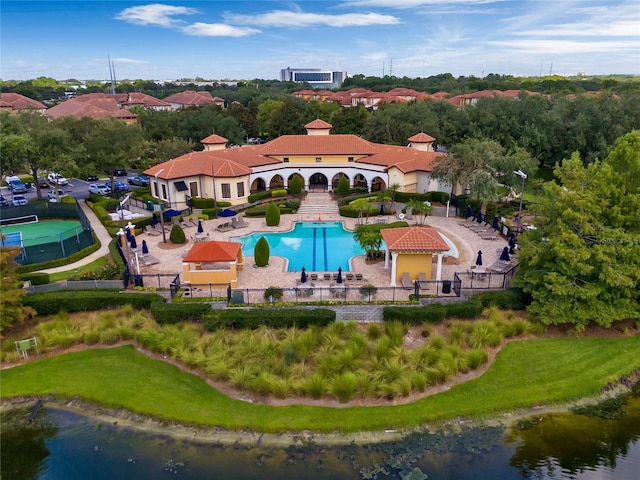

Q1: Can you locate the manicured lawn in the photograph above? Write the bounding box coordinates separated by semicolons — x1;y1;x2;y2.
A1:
2;335;639;433
48;257;108;282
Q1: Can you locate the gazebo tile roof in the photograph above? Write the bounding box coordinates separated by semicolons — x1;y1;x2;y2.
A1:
380;226;449;252
182;240;241;262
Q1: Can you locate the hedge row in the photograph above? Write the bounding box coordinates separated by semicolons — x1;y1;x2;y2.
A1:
395;191;450;204
17;272;50;285
244;203;295;217
248;190;273;203
24;290;164;315
355;221;409;233
191;198;231;209
383;288;530;324
150;302;212;324
202;308;335;330
337;193;376;206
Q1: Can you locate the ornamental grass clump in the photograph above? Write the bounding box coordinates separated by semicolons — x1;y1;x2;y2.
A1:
330;371;358;403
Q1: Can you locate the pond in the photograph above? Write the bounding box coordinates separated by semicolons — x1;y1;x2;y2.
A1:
3;392;639;479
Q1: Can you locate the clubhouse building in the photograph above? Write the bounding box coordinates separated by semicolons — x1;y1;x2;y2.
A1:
144;120;449;210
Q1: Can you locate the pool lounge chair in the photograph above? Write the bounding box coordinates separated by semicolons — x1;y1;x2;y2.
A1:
345;273;354;281
144;225;160;236
418;272;429;289
355;273;363;281
401;272;413;290
323;273;331;281
217;222;233;232
310;273;318;281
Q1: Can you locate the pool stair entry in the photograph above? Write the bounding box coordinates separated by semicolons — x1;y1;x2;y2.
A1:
297;193;339;218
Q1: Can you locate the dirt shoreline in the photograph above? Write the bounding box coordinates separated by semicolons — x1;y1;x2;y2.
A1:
1;387;631;448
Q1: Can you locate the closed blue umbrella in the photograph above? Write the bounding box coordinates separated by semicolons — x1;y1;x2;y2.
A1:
300;266;307;284
492;216;499;230
465;205;471;219
509;234;516;254
500;246;510;262
475;250;483;266
130;236;137;249
336;267;343;284
152;213;158;226
477;211;483;224
379;203;384;216
142;240;149;255
197;220;204;233
125;226;133;242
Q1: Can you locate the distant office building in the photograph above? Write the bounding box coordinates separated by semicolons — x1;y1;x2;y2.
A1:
280;67;347;89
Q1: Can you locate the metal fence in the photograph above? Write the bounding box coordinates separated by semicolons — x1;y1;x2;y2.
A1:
26;280;124;294
0;201;95;265
453;264;518;295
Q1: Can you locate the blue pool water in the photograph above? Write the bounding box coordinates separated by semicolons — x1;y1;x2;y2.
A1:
235;222;365;272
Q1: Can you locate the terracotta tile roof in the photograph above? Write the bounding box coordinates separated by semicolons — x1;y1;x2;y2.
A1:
408;132;436;143
163;90;216;106
201;134;228;144
380;226;449;252
357;145;443;172
258;134;380;156
144;150;259;180
304;119;332;130
124;92;171;108
183;240;241;262
0;93;46;110
46;95;138;120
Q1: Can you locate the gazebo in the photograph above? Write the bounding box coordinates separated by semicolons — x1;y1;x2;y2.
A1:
182;241;244;287
380;226;450;285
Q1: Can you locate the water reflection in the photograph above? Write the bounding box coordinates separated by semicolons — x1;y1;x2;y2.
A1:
1;392;639;479
506;395;640;479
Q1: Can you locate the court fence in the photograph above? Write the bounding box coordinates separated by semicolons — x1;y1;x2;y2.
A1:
0;201;95;265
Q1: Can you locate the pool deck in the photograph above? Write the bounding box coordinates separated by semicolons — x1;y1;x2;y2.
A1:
137;211;509;292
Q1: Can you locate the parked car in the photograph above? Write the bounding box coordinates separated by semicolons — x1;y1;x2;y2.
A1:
7;178;27;193
107;180;129;192
113;169;128;177
0;194;8;207
127;175;149;187
89;183;110;195
47;190;68;202
12;194;28;206
86;174;99;182
47;172;69;186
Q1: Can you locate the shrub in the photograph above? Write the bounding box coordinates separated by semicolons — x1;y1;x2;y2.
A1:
445;300;483;319
248;190;272;203
264;286;284;302
191;198;231;209
472;289;530;310
288;175;303;194
383;304;447;324
169;224;186;244
18;272;50;285
23;291;164;315
254;236;270;267
270;188;287;198
150;302;212;325
339;206;359;218
336;176;350;194
204;308;335;330
78;264;120;280
265;202;280;226
330;371;358;403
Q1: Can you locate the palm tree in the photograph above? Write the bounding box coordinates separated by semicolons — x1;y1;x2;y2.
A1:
406;199;433;225
353;229;383;260
350;197;376;225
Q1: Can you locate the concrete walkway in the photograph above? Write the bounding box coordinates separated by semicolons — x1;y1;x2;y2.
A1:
40;201;114;274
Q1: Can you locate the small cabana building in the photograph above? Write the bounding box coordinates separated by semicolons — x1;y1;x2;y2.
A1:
182;241;244;287
380;226;450;285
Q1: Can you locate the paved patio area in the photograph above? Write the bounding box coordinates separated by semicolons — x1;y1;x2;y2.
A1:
133;209;511;299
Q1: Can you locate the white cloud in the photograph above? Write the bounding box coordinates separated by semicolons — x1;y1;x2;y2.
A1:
225;10;400;28
112;57;150;65
489;39;639;55
341;0;502;7
515;20;640;38
182;23;260;37
115;4;198;27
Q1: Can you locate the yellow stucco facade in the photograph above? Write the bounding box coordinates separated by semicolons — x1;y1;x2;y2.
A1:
395;252;433;282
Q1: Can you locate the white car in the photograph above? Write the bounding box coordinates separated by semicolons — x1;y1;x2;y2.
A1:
47;172;69;186
89;183;110;195
47;190;68;202
12;194;28;206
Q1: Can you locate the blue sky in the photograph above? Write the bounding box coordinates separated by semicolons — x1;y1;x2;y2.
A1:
1;1;639;81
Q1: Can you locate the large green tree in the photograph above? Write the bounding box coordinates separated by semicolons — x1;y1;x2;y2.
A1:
0;247;36;334
514;131;640;330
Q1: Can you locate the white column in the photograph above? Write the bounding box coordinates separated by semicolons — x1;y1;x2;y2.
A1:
435;253;443;282
384;248;390;269
390;252;398;286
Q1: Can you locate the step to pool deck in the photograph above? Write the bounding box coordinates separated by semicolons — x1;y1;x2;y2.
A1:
297;193;340;216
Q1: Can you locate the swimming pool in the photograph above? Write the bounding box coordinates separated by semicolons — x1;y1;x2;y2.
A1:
234;221;460;273
234;221;364;272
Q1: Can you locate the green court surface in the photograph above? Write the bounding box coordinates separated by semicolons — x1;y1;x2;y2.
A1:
0;220;83;247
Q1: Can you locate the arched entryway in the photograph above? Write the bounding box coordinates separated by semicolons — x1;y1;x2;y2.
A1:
270;174;284;190
354;174;368;190
309;172;328;192
250;178;266;193
331;173;349;190
371;176;386;192
287;173;304;189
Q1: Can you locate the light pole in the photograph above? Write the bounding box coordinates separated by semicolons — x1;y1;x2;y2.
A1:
154;169;167;243
514;169;527;237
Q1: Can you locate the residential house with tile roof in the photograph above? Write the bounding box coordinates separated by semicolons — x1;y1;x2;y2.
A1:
144;120;448;212
162;90;224;110
0;93;47;114
46;94;139;123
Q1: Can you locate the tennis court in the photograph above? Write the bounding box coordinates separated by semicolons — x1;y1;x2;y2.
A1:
0;218;93;265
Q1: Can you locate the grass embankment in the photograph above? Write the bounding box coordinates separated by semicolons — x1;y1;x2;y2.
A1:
48;257;108;282
2;335;639;433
